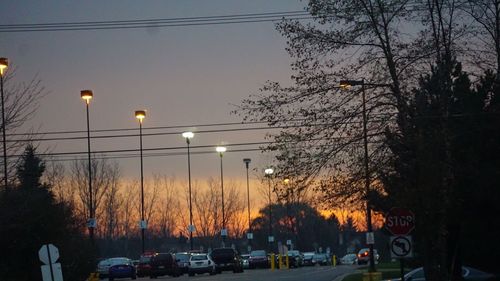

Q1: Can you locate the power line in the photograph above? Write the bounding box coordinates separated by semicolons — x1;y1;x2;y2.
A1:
0;11;313;33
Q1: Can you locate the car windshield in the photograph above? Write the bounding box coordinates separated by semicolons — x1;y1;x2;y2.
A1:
139;256;151;263
109;258;130;266
176;253;190;261
241;255;250;260
288;250;300;256
250;250;266;257
191;254;208;261
313;254;325;258
98;259;111;266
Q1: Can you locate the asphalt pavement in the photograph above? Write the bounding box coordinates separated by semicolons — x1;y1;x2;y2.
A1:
103;265;356;281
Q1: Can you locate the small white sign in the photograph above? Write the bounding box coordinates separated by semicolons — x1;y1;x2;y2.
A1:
86;218;96;228
188;225;196;233
268;236;274;242
139;220;148;229
39;244;60;265
221;228;228;236
286;239;292;245
390;235;413;258
247;232;253;240
41;263;64;281
326;247;331;255
366;232;375;245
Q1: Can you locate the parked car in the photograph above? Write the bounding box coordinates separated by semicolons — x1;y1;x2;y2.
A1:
175;252;191;274
137;251;156;277
149;253;181;278
188;253;216;276
384;266;496;281
302;252;315;266
357;248;379;265
210;247;244;273
285;250;303;268
339;253;358;265
249;250;269;269
241;254;250;269
107;257;137;281
312;253;329;266
97;258;112;279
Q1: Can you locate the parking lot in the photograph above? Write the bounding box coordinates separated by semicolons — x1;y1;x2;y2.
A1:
100;265;356;281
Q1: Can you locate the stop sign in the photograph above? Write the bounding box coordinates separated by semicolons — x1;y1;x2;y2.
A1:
385;207;415;235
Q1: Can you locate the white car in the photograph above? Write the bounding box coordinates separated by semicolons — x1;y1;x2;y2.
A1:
340;253;358;265
357;248;379;265
97;258;112;278
188;253;216;276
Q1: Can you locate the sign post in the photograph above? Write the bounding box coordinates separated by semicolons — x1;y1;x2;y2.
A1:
39;244;63;281
385;208;415;281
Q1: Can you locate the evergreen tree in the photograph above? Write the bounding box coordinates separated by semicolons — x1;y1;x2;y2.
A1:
0;145;96;281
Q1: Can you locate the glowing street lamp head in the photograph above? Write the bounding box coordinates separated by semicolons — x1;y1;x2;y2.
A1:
80;90;93;104
265;168;274;175
182;131;194;139
135;110;146;123
216;146;227;155
0;57;8;76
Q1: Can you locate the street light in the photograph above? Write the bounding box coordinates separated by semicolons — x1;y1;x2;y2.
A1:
135;109;146;254
182;131;195;250
81;90;95;241
0;57;8;190
339;79;376;272
216;146;227;247
243;158;252;251
264;168;274;253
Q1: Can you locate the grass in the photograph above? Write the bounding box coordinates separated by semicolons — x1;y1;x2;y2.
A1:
340;262;411;281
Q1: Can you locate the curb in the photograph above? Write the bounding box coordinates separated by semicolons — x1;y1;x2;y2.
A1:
333;273;349;281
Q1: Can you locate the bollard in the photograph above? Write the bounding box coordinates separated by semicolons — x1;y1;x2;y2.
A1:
278;254;283;269
332;255;337;267
87;272;99;281
270;253;275;270
286;255;290;269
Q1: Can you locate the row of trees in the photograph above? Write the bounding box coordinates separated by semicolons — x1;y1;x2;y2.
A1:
236;0;500;279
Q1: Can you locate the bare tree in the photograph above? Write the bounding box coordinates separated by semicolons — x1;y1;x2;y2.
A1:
152;175;180;238
1;69;47;187
70;157;119;234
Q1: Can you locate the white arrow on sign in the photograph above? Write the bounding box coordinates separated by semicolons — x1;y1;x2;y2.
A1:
390;235;413;258
39;244;59;265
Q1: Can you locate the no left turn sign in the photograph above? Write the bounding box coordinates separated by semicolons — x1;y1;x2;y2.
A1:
390;235;413;258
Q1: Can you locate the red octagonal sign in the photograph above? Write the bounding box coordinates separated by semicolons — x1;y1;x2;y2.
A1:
385;207;415;235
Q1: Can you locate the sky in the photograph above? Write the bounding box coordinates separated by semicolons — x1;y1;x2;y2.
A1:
0;1;307;186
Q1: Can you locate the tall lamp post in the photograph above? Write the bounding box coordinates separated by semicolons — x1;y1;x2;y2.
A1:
182;131;195;251
264;168;274;253
81;90;95;241
243;158;252;251
339;79;375;272
0;57;8;190
216;146;227;247
135;110;147;254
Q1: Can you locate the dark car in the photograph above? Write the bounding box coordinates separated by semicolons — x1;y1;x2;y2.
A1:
107;257;137;281
286;250;303;268
149;253;181;278
137;252;156;277
210;247;244;273
175;252;191;274
248;250;269;269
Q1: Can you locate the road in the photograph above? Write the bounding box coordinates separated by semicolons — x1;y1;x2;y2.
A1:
104;265;356;281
